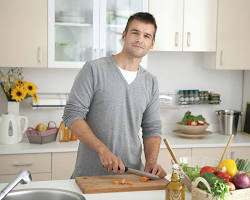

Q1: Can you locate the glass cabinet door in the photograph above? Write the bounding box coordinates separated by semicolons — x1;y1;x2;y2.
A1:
48;0;96;68
100;0;148;57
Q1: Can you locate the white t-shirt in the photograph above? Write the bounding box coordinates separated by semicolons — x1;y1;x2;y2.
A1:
118;67;138;84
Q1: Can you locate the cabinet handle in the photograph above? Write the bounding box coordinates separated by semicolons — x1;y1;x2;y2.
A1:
187;32;191;47
13;162;33;167
175;32;179;47
220;50;223;66
37;47;42;64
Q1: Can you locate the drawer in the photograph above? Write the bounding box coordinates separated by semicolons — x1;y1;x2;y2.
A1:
0;173;51;183
0;153;51;175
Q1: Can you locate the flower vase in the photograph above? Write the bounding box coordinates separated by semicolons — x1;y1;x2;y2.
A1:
7;101;20;115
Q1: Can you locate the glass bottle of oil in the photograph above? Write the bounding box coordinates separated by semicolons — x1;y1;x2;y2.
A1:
166;163;185;200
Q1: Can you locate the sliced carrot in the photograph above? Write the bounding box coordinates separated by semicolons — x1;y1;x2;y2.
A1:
141;177;149;182
113;180;119;185
120;178;126;184
127;181;133;185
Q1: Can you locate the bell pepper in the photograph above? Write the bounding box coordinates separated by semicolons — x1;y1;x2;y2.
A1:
218;159;238;178
200;166;216;175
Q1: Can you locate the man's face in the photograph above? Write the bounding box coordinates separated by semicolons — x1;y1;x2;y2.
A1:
122;19;155;58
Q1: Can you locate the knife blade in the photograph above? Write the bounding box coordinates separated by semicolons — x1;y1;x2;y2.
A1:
121;166;161;180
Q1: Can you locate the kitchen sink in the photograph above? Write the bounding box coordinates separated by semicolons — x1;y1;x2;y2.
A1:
3;188;86;200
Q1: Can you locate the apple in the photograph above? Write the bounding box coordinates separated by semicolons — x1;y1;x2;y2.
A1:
35;123;47;132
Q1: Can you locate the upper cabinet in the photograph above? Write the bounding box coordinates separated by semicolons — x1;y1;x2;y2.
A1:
48;0;148;68
215;0;250;70
0;0;48;68
149;0;217;52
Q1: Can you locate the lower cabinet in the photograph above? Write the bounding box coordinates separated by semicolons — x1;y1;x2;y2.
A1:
0;153;51;183
141;148;191;174
51;152;77;180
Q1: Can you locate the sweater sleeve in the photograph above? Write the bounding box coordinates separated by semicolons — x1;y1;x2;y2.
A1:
63;62;95;128
141;77;162;140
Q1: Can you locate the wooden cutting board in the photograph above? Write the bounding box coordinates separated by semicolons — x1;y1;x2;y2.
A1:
75;174;169;194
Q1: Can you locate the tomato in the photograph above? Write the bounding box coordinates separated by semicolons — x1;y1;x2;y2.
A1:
200;166;216;175
217;172;230;183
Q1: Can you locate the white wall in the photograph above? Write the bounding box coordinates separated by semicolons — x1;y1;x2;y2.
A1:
147;52;243;133
0;52;244;133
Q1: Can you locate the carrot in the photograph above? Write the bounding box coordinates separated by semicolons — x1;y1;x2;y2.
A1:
113;180;119;185
120;178;126;184
127;181;133;185
141;177;149;182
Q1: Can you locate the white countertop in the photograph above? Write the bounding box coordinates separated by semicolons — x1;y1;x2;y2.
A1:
0;132;249;155
161;132;250;148
0;179;191;200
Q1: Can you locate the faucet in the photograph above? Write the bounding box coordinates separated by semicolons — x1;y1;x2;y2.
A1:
0;170;32;200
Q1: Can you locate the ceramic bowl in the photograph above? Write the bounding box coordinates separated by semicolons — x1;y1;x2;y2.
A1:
176;122;209;134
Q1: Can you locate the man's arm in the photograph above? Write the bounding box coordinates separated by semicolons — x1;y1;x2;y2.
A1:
70;118;125;174
143;136;166;178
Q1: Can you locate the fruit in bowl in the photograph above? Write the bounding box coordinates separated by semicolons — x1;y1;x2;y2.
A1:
177;111;209;134
35;123;47;132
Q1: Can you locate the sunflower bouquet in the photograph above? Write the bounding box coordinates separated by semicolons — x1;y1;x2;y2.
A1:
0;68;38;103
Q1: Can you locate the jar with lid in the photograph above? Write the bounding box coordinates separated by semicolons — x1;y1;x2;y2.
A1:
183;90;189;104
204;91;209;102
199;91;204;103
194;90;200;103
188;90;194;104
178;90;185;104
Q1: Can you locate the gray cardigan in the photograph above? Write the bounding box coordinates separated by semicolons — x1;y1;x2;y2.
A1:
63;56;161;177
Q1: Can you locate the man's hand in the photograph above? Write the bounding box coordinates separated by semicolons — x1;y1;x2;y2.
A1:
98;147;125;174
144;162;167;178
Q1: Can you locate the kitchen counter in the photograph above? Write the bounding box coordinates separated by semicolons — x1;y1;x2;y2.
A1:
0;132;249;154
0;179;191;200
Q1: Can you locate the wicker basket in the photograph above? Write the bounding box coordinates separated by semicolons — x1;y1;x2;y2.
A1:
192;177;250;200
26;121;58;144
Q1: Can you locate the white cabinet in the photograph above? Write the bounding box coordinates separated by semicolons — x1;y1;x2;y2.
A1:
0;153;51;183
48;0;148;68
149;0;217;52
51;152;77;180
214;0;250;69
0;0;47;68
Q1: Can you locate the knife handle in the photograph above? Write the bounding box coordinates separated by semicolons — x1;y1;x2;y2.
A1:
118;166;128;172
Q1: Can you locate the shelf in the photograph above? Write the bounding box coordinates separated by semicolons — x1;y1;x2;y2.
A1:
160;105;180;110
55;22;92;27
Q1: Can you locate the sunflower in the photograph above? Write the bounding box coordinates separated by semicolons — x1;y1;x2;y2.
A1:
24;82;38;95
15;80;24;86
11;86;27;102
32;93;39;103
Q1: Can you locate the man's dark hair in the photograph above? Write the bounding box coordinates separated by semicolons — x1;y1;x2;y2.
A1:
124;12;157;39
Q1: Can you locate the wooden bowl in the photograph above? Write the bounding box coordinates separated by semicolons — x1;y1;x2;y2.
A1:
176;122;209;134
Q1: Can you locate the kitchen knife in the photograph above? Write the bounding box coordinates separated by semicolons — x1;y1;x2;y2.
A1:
119;166;161;180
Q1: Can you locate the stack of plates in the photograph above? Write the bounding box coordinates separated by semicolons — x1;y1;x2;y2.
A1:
173;122;212;138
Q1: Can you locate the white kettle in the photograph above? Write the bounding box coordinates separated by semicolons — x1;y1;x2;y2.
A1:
0;114;28;144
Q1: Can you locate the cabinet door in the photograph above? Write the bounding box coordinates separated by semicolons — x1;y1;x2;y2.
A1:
0;0;47;68
216;0;250;69
48;0;97;68
192;147;231;167
51;152;77;180
149;0;183;51
141;148;191;174
100;0;148;57
230;147;250;161
183;0;217;52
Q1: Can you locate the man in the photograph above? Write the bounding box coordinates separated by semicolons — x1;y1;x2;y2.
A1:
63;12;166;178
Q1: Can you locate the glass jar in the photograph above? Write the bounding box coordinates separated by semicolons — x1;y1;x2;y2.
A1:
166;163;185;200
183;90;189;104
188;90;194;104
178;90;185;104
194;90;200;103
